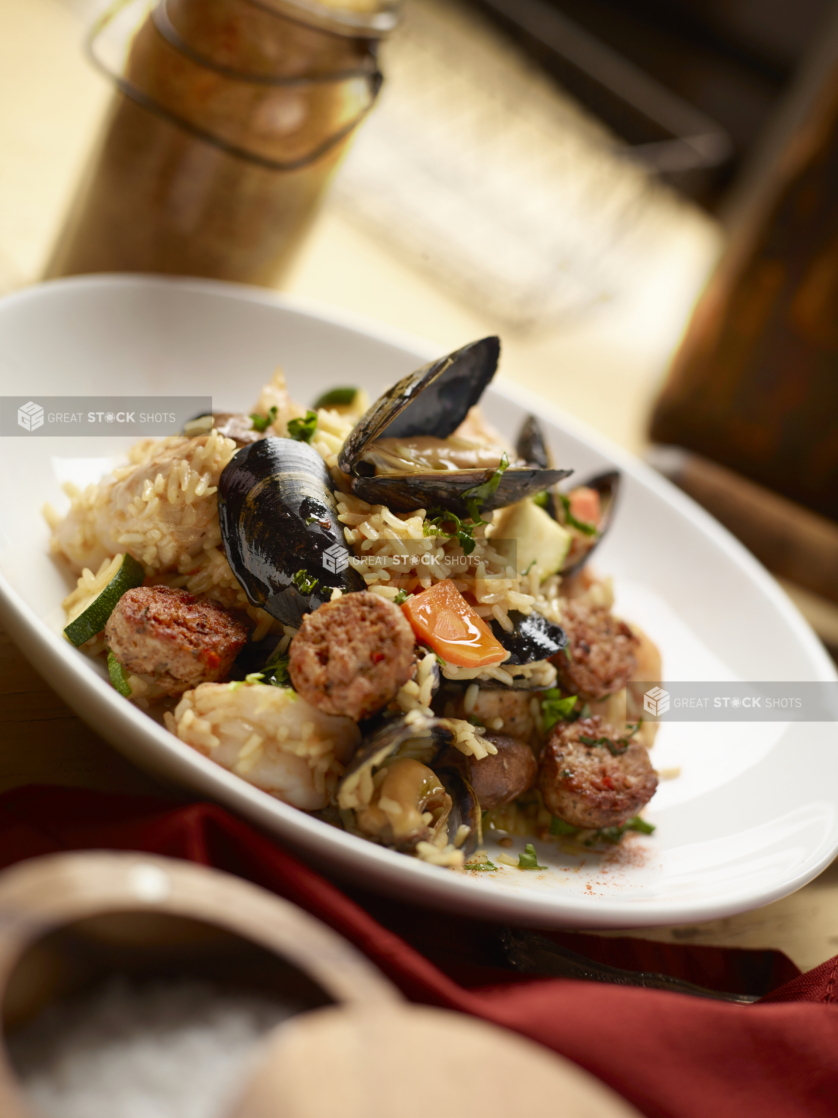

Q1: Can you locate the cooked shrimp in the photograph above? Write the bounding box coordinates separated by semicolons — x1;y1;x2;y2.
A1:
50;431;237;575
167;680;361;811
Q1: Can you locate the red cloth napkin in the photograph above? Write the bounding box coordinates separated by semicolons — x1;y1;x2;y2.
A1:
1;785;836;1118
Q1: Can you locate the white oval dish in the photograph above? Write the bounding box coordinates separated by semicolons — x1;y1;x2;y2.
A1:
1;274;836;929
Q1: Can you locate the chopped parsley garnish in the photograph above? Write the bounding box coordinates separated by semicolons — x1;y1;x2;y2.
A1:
591;816;656;844
424;509;481;556
559;493;598;535
578;734;630;756
579;720;646;756
462;453;510;520
107;651;132;697
541;689;578;732
627;815;655;834
312;387;358;409
465;860;497;872
550;816;578;836
288;410;318;443
393;589;409;605
292;569;319;595
262;648;291;686
422;457;509;554
532;489;551;509
518;843;547;870
250;406;277;433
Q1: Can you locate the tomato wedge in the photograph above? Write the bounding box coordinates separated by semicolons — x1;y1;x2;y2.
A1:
401;579;508;669
568;486;601;528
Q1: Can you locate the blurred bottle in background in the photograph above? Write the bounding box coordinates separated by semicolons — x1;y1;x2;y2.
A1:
650;11;838;525
44;0;398;287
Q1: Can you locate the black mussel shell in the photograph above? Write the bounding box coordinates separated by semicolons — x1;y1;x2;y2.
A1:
560;469;620;577
490;610;567;665
344;464;572;518
337;715;480;856
516;414;551;469
436;765;481;857
339;341;571;517
339;338;500;476
515;417;621;577
339;715;453;796
218;438;364;628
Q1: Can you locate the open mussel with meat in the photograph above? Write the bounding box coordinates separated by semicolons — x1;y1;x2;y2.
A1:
218;438;364;627
515;414;620;576
337;715;480;857
338;338;572;517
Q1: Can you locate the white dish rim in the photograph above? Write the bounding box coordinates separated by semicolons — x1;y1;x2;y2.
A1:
0;273;835;929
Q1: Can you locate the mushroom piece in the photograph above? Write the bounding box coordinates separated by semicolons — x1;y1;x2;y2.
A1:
468;733;537;809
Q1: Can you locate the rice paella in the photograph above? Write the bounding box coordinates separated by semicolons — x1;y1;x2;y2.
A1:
46;338;661;871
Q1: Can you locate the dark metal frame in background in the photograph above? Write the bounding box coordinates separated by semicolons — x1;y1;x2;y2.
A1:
472;0;732;183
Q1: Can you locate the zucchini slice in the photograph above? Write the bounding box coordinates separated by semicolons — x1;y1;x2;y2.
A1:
63;553;145;648
107;650;132;697
312;386;359;409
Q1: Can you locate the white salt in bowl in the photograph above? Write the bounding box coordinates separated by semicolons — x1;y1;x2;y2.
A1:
0;852;398;1118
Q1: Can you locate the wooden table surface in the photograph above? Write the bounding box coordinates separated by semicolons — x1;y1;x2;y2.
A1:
1;0;836;976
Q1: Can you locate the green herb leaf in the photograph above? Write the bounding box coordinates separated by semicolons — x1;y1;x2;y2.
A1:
578;733;630;756
467;715;485;727
559;493;598;536
627;815;655;835
462;453;510;517
550;816;578;836
393;589;409;606
424;509;479;556
465;861;497;872
292;569;319;595
250;406;277;433
312;387;358;409
287;410;318;443
262;648;291;686
541;689;578;732
107;651;132;697
532;489;551;509
588;815;656;845
518;843;547;870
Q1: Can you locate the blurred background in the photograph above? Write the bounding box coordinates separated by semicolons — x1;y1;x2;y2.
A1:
3;0;838;654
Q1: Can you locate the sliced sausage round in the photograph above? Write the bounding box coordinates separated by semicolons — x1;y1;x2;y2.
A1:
538;716;657;830
289;592;415;722
554;601;637;702
105;586;248;695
